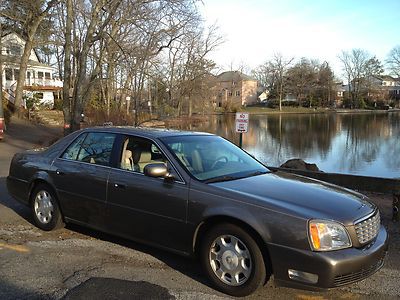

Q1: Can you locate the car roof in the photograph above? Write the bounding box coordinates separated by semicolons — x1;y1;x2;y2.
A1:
79;126;214;139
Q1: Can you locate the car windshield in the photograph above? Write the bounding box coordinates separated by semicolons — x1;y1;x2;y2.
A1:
160;135;268;182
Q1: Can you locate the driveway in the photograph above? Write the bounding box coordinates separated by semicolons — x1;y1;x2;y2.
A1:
0;117;399;299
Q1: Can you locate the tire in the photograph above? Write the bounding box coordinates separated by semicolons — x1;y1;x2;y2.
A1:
200;223;267;297
31;184;64;231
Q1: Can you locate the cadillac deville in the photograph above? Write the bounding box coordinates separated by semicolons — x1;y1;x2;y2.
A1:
7;127;388;296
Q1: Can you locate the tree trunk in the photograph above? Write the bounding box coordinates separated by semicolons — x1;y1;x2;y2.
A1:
188;96;192;117
279;79;283;111
70;1;103;131
62;0;73;135
0;23;4;128
14;25;38;109
14;0;59;110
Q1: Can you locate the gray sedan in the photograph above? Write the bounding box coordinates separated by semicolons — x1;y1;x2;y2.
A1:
7;127;388;297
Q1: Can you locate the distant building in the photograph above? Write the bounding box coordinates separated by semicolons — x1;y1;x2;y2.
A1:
335;75;400;107
334;82;348;107
1;32;62;107
371;75;400;101
214;71;258;107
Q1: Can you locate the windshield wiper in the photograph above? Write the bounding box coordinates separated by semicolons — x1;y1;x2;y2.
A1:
247;170;269;177
203;175;239;184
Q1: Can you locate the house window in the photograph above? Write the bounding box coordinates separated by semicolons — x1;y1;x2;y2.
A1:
235;90;241;97
27;71;31;78
5;68;13;80
38;71;44;79
14;69;20;80
9;44;22;56
228;91;233;97
45;72;51;80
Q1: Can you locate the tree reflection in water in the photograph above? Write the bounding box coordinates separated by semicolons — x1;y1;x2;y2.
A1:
178;112;400;178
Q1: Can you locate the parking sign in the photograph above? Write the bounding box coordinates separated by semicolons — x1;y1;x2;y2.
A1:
235;112;249;133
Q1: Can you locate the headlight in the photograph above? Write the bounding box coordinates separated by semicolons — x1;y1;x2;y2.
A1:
308;220;352;251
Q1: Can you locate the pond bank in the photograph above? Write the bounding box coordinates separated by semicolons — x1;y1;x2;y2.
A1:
268;166;400;194
241;107;400;115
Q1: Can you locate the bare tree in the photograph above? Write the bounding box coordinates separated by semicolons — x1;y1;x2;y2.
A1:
317;61;335;107
387;46;400;78
251;62;277;92
286;58;319;106
271;53;293;111
338;49;370;108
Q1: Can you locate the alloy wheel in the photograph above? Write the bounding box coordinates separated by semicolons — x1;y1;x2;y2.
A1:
209;234;252;286
34;190;54;224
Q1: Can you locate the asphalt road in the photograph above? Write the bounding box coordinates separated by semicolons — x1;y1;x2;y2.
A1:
0;117;399;299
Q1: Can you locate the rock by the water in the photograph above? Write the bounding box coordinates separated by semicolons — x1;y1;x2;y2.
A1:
280;158;321;172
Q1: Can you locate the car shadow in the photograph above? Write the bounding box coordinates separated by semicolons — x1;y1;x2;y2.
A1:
65;222;212;289
0;278;53;300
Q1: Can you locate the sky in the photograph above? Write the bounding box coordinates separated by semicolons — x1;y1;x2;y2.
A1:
199;0;400;79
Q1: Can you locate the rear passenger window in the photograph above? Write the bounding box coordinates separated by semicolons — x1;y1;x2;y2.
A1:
61;133;87;160
61;132;116;166
77;133;116;166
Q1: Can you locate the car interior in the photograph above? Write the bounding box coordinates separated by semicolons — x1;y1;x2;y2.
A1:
120;138;166;173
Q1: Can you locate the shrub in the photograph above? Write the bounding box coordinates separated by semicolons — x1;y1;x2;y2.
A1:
2;98;12;125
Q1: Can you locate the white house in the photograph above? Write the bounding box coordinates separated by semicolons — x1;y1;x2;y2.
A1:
1;32;62;108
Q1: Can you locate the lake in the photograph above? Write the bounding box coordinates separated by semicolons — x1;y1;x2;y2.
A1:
179;112;400;179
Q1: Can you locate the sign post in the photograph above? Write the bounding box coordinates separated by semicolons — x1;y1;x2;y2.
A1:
235;112;249;148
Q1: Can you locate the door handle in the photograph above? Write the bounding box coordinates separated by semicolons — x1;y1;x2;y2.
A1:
113;183;126;189
56;170;65;175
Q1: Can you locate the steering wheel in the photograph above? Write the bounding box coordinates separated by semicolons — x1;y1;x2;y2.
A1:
211;156;228;169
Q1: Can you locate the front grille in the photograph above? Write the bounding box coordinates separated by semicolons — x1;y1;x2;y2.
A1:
354;211;380;245
333;254;385;286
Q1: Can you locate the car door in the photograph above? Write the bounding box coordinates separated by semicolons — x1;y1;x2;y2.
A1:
106;135;191;253
52;131;116;229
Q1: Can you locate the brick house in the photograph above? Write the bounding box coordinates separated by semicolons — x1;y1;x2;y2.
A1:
214;71;258;108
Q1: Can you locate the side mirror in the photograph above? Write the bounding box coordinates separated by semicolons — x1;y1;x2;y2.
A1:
143;163;174;180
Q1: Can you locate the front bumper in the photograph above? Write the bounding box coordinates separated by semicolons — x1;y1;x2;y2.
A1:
268;225;388;290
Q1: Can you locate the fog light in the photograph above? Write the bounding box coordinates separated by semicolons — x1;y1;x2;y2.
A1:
288;269;318;284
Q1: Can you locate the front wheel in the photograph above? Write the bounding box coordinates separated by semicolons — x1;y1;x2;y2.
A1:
200;223;267;297
31;184;64;231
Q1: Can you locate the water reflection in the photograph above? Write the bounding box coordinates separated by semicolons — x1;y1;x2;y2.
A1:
183;112;400;178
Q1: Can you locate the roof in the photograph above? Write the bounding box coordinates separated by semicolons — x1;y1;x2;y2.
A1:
81;126;214;139
0;55;54;69
217;71;256;82
373;75;400;82
380;75;399;81
1;32;44;64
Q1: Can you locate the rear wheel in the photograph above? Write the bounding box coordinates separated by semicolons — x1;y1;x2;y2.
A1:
31;184;64;231
200;223;267;297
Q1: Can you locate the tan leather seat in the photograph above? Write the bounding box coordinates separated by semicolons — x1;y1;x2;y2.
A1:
191;149;203;172
138;150;153;172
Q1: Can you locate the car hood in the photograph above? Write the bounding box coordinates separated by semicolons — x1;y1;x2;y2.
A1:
211;171;376;225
